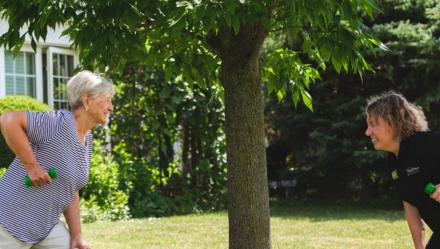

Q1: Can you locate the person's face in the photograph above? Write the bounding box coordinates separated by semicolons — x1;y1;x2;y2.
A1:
365;114;399;153
87;92;113;125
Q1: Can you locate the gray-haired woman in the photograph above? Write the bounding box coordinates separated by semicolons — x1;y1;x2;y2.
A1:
0;70;114;249
365;91;440;249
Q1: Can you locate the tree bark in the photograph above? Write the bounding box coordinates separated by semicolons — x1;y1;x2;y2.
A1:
223;56;270;249
211;23;271;249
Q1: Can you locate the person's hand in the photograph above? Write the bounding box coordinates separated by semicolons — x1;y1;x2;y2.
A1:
70;235;90;249
26;163;52;187
430;184;440;203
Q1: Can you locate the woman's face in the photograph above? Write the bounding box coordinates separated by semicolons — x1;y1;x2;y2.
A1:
365;114;400;154
87;92;113;125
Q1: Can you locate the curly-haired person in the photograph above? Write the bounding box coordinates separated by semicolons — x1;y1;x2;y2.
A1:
365;91;440;249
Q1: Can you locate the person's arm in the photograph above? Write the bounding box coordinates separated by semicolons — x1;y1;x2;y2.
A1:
403;201;425;249
63;191;89;249
0;112;51;186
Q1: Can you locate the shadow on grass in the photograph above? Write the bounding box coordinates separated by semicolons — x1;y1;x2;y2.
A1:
269;199;404;222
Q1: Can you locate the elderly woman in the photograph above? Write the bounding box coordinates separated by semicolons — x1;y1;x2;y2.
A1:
0;71;114;249
365;91;440;249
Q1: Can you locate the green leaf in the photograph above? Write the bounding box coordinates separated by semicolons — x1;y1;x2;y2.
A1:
224;0;236;14
224;12;232;26
340;28;354;49
361;0;379;18
266;79;277;94
232;16;240;35
379;42;390;52
274;90;283;101
145;38;152;53
318;37;332;61
292;88;300;107
31;38;37;51
331;54;342;73
164;65;173;81
300;89;313;112
302;75;310;89
342;0;354;19
266;66;275;75
342;59;349;72
12;35;25;57
203;6;218;32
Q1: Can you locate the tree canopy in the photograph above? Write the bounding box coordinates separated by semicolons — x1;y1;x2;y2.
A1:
1;0;380;108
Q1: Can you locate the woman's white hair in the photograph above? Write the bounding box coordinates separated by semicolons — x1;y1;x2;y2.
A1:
67;70;115;110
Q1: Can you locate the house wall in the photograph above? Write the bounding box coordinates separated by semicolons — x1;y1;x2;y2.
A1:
0;20;78;108
0;21;72;47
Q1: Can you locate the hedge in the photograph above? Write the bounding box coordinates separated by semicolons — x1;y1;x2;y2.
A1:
0;96;51;167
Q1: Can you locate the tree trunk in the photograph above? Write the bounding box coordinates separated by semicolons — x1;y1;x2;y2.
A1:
207;18;271;248
222;50;270;249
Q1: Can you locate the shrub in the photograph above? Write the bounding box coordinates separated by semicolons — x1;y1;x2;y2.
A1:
0;96;51;167
80;139;131;222
0;168;6;178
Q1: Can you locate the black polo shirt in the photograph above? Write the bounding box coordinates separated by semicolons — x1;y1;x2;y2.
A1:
388;131;440;233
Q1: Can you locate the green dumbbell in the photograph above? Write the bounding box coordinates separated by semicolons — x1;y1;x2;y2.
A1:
424;182;437;195
24;168;57;187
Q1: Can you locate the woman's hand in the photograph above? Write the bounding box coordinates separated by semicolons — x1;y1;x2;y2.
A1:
70;235;89;249
26;163;52;187
429;184;440;203
64;192;88;249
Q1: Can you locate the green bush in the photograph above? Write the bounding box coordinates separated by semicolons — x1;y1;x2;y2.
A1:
80;139;130;223
0;96;51;167
0;167;6;178
129;175;227;218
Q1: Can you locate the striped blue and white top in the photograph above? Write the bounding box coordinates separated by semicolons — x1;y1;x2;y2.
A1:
0;110;92;243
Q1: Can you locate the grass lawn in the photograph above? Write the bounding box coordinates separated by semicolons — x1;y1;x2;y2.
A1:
83;201;427;249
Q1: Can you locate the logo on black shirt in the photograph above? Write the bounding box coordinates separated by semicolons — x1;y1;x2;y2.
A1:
406;166;420;176
391;169;399;180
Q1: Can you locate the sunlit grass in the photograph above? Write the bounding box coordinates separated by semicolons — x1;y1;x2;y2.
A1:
83;201;426;249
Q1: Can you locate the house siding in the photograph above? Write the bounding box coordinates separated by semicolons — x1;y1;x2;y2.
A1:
0;20;78;108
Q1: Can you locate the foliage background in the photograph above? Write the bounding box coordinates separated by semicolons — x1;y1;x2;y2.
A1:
264;0;440;205
106;63;227;218
0;0;439;221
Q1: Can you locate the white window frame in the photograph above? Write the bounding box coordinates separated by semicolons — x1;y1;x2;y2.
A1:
0;47;4;98
46;47;79;109
0;45;43;101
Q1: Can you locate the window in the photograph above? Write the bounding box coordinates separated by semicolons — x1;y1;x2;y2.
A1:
51;53;74;109
47;47;78;110
4;51;36;97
